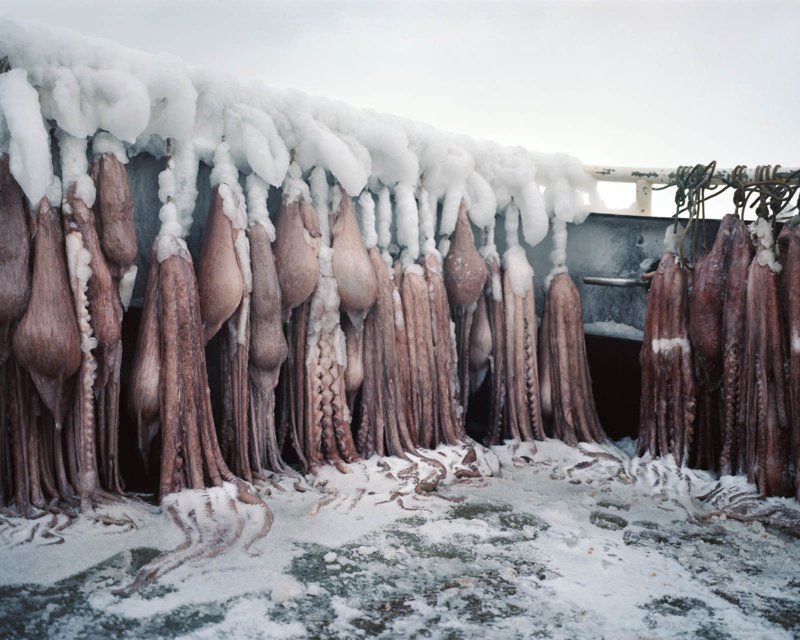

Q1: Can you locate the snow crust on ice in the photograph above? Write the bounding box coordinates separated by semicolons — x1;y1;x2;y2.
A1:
2;440;799;639
44;175;62;207
57;130;96;208
154;148;191;262
750;217;783;273
417;186;437;256
376;186;392;253
91;131;128;163
502;245;534;297
281;161;310;205
0;69;52;203
245;173;275;241
0;17;594;251
652;337;691;353
663;223;683;254
117;264;138;310
356;190;378;249
544;216;569;289
394;182;420;265
65;231;98;355
584;321;644;341
478;219;498;263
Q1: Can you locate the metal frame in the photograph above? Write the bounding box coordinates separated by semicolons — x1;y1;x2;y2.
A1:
585;165;800;216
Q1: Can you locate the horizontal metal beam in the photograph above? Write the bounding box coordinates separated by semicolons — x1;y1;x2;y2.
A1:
585;165;800;186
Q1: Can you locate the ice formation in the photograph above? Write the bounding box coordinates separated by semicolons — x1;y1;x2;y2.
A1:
0;17;595;246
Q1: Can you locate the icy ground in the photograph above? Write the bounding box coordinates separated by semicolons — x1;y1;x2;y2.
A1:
1;440;799;639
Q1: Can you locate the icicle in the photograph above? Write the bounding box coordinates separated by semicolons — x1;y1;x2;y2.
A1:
394;183;419;267
310;166;331;246
357;191;378;249
545;217;568;290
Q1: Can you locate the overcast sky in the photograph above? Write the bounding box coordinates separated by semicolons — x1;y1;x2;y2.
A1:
3;0;798;210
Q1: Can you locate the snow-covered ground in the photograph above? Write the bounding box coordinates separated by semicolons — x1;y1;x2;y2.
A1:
1;440;799;639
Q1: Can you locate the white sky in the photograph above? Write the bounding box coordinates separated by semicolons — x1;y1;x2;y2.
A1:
3;0;799;213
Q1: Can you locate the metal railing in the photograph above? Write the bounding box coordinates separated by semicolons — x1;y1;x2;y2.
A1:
585;165;800;216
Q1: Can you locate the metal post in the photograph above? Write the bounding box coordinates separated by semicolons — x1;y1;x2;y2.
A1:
635;179;651;216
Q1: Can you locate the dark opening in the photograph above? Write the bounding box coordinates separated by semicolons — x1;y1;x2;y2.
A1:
585;335;641;440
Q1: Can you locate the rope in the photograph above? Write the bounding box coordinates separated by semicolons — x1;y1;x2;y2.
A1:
653;160;800;263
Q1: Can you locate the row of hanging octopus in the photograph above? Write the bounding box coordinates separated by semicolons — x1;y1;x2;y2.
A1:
641;213;800;500
0;136;798;528
0;136;606;520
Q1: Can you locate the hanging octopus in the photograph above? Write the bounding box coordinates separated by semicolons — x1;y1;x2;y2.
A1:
273;176;320;473
741;219;793;497
303;243;361;471
0;155;31;509
90;135;138;492
399;260;439;449
196;157;251;482
246;176;289;476
358;242;415;458
129;146;259;503
290;184;364;471
475;250;506;446
540;272;606;445
130;243;161;469
443;201;488;415
778;221;800;500
501;246;544;443
718;215;753;476
11;189;82;514
424;251;467;445
688;215;735;471
0;154;30;367
57;132;128;499
332;189;377;423
637;248;696;463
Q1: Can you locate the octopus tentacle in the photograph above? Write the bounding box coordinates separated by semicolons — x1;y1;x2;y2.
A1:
521;287;544;440
544;273;606;446
484;257;507;445
425;254;463;445
130;244;161;469
400;266;437;448
359;249;412;458
501;250;543;444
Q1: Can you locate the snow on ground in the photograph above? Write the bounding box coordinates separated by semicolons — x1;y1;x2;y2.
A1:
1;440;799;639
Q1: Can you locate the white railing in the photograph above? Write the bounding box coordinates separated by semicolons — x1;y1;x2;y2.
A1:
585;165;800;216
